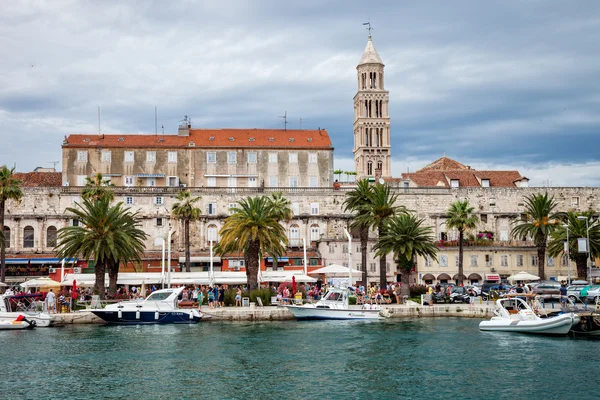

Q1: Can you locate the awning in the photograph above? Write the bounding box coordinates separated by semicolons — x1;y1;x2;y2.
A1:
437;273;451;280
452;274;466;280
93;173;122;177
266;257;289;262
178;256;221;263
468;273;483;280
422;273;435;280
260;271;317;283
136;174;165;178
5;258;77;265
485;274;500;281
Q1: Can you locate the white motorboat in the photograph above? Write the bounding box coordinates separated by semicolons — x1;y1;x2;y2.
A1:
0;292;56;327
479;297;579;335
286;287;389;320
0;315;36;330
91;286;204;325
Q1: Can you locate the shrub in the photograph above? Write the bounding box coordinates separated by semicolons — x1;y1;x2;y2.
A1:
348;296;357;305
224;289;237;306
248;288;272;306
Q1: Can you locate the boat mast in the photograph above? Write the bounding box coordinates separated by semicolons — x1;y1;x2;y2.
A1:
344;229;352;288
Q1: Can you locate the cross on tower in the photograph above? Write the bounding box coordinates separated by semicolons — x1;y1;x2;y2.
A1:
362;20;373;38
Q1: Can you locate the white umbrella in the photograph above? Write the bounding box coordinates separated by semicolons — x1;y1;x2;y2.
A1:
20;277;62;288
308;264;362;276
507;271;540;282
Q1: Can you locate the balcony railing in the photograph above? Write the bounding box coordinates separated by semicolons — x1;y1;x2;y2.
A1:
435;239;536;248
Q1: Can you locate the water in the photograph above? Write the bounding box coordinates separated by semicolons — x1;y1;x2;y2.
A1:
1;319;598;400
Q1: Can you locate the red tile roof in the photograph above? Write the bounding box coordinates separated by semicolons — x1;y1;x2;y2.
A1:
417;156;470;172
13;172;62;187
64;129;332;150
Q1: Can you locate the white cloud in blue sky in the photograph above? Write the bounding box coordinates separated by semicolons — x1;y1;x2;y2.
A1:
1;0;599;186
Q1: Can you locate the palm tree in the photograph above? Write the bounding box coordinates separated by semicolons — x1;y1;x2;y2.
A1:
355;183;404;288
547;212;600;281
343;179;373;286
267;192;293;271
171;190;202;272
333;169;343;182
81;173;115;202
511;192;560;279
446;199;478;284
215;196;287;291
55;197;148;298
375;213;438;296
0;166;23;283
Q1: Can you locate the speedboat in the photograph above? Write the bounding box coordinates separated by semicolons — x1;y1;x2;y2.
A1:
0;314;36;330
0;292;56;327
479;297;579;335
286;287;389;320
91;286;204;325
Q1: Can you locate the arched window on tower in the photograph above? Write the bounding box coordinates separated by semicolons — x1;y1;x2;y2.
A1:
369;129;373;148
379;100;383;117
367;161;373;176
373;72;377;89
23;226;34;248
379;73;383;89
375;130;380;147
377;161;383;175
364;130;369;146
365;100;368;117
375;100;379;117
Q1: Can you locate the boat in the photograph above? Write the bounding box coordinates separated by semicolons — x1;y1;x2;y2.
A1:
90;286;204;325
0;314;36;330
479;297;579;335
286;287;389;320
0;292;56;327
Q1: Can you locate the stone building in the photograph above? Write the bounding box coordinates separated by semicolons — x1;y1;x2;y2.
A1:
62;127;334;189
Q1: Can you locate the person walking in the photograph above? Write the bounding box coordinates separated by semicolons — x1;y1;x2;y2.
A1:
46;289;56;314
218;285;225;308
208;286;215;308
559;284;568;308
197;287;204;310
235;286;242;307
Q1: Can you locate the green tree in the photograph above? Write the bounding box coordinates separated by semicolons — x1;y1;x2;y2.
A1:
547;211;600;281
511;192;560;279
333;169;343;182
446;199;478;284
215;196;287;291
81;173;115;202
0;166;23;283
355;183;404;288
171;190;202;273
267;192;293;271
55;197;148;298
343;179;373;286
375;213;438;296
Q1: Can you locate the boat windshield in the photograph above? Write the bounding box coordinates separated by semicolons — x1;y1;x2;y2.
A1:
324;291;344;302
145;292;171;301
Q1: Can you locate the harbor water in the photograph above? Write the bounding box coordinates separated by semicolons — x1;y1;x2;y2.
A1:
2;318;598;399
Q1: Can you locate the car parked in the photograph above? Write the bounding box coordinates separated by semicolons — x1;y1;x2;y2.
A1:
581;285;600;304
566;281;590;302
533;280;561;300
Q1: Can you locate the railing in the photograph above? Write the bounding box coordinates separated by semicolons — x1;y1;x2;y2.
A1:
435;240;536;248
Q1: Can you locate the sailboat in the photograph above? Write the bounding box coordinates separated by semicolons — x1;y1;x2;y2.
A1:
286;230;389;320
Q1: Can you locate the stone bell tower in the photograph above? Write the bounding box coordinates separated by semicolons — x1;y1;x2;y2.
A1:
353;32;391;179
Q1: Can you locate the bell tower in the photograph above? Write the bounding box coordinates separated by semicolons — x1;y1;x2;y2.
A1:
353;31;391;179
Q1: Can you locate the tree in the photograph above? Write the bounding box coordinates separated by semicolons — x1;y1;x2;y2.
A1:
375;213;438;296
267;192;293;271
355;183;404;288
171;190;202;273
343;179;373;286
215;196;287;291
333;169;343;182
55;197;147;298
446;199;478;284
547;211;600;281
0;166;23;283
511;192;560;279
81;173;115;202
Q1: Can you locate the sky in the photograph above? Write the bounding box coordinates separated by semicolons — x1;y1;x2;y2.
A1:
1;0;599;186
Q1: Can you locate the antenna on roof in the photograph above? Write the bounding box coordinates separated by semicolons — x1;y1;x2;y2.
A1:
299;118;308;130
155;106;158;135
97;106;101;135
47;161;59;170
279;111;288;131
162;124;164;134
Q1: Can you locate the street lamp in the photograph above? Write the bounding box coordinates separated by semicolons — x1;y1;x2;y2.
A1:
577;216;592;285
562;224;570;285
167;227;176;288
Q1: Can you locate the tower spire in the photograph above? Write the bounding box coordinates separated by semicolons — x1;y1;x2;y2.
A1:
362;20;373;39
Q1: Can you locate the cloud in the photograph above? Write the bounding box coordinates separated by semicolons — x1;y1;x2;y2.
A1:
0;0;599;186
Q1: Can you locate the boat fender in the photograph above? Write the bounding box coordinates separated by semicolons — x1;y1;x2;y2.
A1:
189;311;193;320
118;310;122;319
135;311;140;320
155;311;159;320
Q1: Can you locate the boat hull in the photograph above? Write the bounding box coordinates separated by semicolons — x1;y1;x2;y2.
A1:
286;305;383;320
0;312;55;327
91;310;202;325
0;319;36;330
479;314;578;335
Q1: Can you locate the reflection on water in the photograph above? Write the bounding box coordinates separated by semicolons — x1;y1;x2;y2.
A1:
1;318;598;400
